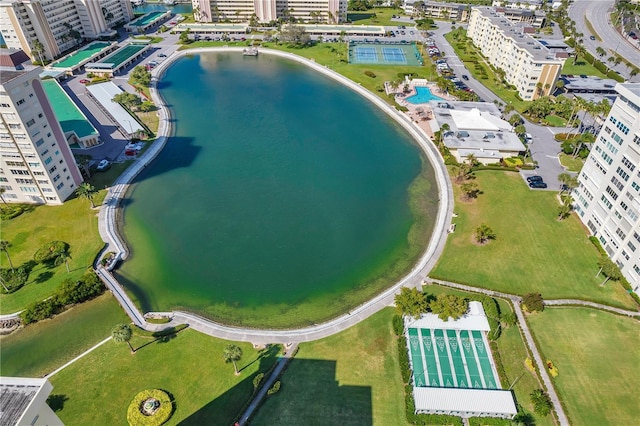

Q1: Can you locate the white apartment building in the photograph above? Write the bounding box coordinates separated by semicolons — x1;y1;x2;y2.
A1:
192;0;346;24
403;1;469;22
0;0;133;61
0;67;83;204
467;7;565;100
491;0;542;10
573;83;640;294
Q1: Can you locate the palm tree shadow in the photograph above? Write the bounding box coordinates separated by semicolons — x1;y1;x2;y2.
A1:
46;394;68;412
133;325;189;352
238;344;280;373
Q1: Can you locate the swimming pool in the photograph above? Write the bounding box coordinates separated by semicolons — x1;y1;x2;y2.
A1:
405;87;443;104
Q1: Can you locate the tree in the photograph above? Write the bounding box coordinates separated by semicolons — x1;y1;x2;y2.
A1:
223;344;243;375
530;389;552;416
113;92;142;110
522;293;544;312
595;46;606;57
596;257;622;286
179;28;191;44
558;173;578;193
0;240;14;272
54;245;72;273
279;24;310;47
557;196;572;220
31;39;46;65
394;287;428;319
130;66;151;87
139;101;154;112
474;223;496;244
460;181;479;200
112;323;135;353
75;182;97;208
429;294;469;321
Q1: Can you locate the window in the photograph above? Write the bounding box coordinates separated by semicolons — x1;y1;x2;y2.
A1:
15;178;33;184
628;241;636;252
5;161;24;166
48;165;57;173
632;182;640;192
25;118;35;127
10;169;29;175
16;99;25;106
616;228;626;240
28;162;39;167
616;121;630;135
44;157;52;165
604;126;611;134
621;156;636;172
601;195;613;209
35;138;44;147
611;176;624;191
617;167;629;181
605;186;619;200
609;116;617;124
20;186;37;193
56;182;64;190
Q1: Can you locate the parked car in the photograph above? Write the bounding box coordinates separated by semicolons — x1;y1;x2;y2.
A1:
96;159;110;171
158;53;167;58
79;79;90;84
529;181;548;189
462;75;469;80
526;175;543;183
590;35;596;40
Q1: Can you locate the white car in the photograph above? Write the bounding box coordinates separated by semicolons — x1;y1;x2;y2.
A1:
96;159;110;171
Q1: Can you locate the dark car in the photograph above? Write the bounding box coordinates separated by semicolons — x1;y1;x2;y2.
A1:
589;35;596;40
526;175;543;183
158;53;167;58
529;181;548;189
462;74;469;80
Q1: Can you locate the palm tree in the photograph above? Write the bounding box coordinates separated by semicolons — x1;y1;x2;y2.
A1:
55;245;72;272
0;240;14;272
0;187;7;205
223;344;242;375
112;324;135;353
474;223;496;244
75;182;97;208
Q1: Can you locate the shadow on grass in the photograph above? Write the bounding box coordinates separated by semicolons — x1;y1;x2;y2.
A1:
239;344;280;373
47;394;68;412
133;324;189;352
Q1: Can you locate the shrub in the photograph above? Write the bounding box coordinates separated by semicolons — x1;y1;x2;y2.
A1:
522;293;544;312
530;389;552;417
0;204;31;220
20;298;62;325
55;273;104;305
392;314;404;336
253;372;264;390
607;70;625;82
398;336;411;384
489;341;509;387
364;70;376;78
127;389;173;426
267;380;281;395
0;262;34;294
525;357;536;373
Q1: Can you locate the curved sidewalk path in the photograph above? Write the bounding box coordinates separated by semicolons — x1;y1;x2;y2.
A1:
95;47;455;343
543;299;640;317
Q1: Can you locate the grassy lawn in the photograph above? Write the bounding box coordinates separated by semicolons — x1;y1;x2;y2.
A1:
251;308;408;425
0;196;104;314
347;7;405;27
559;153;584;172
561;56;608;78
0;293;128;377
544;114;566;126
50;330;281;425
431;171;636;309
528;307;640;425
426;284;554;426
444;32;529;111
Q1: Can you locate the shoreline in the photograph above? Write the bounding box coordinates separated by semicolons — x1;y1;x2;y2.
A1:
95;46;454;340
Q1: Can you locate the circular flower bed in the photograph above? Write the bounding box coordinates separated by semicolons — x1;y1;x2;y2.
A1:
127;389;173;426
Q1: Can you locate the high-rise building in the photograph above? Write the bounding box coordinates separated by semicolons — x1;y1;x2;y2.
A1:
192;0;346;24
0;66;83;204
0;0;133;61
573;83;640;294
466;6;565;100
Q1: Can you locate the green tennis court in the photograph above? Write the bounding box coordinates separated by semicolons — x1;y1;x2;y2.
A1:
99;44;146;67
348;42;424;66
408;327;499;390
51;42;111;69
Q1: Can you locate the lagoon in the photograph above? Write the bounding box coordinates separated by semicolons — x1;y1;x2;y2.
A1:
115;52;438;327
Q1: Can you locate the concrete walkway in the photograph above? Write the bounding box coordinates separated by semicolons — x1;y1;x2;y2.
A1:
238;343;298;425
45;336;112;378
544;299;640;317
428;279;570;426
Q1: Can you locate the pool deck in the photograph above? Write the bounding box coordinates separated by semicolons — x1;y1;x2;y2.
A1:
394;82;456;139
94;47;454;343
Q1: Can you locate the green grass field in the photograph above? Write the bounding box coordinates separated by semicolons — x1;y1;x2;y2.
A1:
561;56;608;79
0;196;104;314
251;308;408;425
544;114;566;126
50;330;281;425
559;153;584;172
431;171;636;309
528;308;640;425
347;7;405;27
0;293;128;377
425;284;553;426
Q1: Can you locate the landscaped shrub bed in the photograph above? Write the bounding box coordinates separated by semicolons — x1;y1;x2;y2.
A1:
127;389;173;426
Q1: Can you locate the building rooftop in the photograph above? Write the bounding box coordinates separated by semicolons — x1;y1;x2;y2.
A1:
406;301;491;331
472;6;561;62
50;41;113;70
42;80;98;139
0;377;52;426
561;76;618;92
85;82;144;134
430;101;525;155
413;387;518;417
619;82;640;99
0;69;27;85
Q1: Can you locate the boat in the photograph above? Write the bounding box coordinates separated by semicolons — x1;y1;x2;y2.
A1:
242;47;258;56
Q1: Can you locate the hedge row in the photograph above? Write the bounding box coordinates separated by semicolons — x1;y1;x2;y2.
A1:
489;341;509;389
20;271;104;325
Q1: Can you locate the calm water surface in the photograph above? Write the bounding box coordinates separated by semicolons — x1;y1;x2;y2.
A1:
116;52;436;325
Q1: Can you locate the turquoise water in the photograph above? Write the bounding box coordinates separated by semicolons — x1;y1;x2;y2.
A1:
406;87;443;104
116;52;436;325
133;3;192;14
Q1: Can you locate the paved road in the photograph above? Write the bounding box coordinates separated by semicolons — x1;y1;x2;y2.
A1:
428;279;570;426
430;26;567;190
569;0;640;83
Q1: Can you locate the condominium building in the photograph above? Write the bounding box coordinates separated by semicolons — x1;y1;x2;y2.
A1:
491;0;542;10
403;1;470;22
0;0;134;61
0;66;83;204
192;0;347;24
573;83;640;294
467;7;565;101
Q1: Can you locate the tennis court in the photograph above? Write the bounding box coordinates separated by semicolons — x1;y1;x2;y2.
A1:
408;327;499;389
348;42;423;66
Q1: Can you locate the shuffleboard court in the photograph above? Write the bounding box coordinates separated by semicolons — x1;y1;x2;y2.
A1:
99;44;147;67
472;330;497;389
420;329;440;387
446;329;469;388
408;328;426;387
460;330;485;389
51;42;112;69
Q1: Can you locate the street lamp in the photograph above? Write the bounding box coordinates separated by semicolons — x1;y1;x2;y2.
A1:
123;119;134;137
